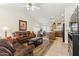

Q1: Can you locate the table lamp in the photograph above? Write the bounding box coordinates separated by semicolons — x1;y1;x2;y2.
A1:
3;26;8;37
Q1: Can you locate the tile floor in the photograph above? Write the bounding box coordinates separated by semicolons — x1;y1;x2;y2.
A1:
45;37;69;56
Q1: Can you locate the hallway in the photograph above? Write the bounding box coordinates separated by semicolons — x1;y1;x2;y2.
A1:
45;37;69;56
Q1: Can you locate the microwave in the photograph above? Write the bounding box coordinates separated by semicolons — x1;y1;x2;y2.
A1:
70;22;78;33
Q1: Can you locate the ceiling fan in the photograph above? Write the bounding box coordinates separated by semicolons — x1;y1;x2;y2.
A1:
22;3;40;11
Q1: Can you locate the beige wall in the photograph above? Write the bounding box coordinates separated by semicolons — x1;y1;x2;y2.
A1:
0;6;27;38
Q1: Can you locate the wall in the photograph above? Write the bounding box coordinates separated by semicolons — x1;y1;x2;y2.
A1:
0;6;27;38
0;4;77;40
0;5;51;38
65;4;78;43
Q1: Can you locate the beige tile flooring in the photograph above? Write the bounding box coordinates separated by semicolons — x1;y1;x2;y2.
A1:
45;37;69;56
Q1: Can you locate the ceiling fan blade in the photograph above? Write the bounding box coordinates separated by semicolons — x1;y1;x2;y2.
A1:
32;6;40;9
20;4;29;8
25;4;30;7
20;3;40;11
36;7;40;9
31;3;35;5
20;5;26;7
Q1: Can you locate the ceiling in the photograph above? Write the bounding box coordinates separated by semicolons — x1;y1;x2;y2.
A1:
0;3;77;26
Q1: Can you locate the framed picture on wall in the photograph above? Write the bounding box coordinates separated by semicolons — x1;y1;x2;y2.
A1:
19;20;27;31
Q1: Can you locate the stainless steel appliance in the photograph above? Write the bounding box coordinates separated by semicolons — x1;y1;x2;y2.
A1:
70;22;78;33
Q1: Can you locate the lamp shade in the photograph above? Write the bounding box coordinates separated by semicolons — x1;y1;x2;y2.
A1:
3;26;8;31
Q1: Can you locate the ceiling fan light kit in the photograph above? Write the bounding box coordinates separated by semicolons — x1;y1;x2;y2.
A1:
25;3;40;11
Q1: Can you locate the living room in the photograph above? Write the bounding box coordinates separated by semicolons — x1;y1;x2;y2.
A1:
0;3;78;56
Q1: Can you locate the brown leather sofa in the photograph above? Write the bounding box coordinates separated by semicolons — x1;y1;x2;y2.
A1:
13;31;36;43
13;31;36;56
